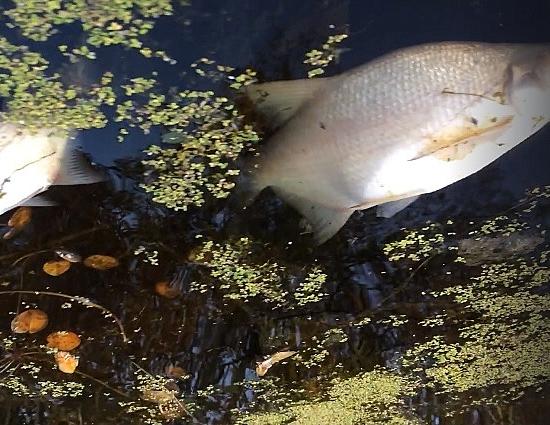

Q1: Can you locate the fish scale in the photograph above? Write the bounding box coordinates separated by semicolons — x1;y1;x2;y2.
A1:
243;41;550;243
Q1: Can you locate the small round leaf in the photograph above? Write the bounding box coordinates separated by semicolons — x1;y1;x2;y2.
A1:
43;259;71;276
11;309;49;334
83;255;119;270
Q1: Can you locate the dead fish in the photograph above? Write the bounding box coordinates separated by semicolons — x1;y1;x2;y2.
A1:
242;42;550;244
0;123;104;216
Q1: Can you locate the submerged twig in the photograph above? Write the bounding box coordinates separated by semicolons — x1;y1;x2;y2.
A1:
0;290;128;343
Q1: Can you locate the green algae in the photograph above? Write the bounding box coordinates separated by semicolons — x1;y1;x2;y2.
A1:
190;237;327;309
238;369;421;425
304;34;348;78
237;187;549;423
5;0;174;61
0;37;115;130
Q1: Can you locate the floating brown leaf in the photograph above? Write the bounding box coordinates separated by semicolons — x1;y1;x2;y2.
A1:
83;255;119;270
11;309;49;334
3;207;32;239
54;351;79;374
8;206;32;229
47;331;81;351
43;259;71;276
256;350;297;377
155;281;181;299
165;364;187;379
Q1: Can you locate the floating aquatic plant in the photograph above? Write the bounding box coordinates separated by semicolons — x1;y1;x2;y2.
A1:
0;37;115;130
136;73;260;210
237;368;421;425
4;0;174;61
190;237;328;309
304;33;348;78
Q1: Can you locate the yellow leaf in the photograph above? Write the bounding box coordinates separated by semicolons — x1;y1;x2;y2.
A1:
155;281;180;299
3;207;32;239
256;350;297;377
11;309;48;334
83;255;119;270
47;331;81;351
43;259;71;276
8;207;32;229
165;364;187;379
54;351;79;374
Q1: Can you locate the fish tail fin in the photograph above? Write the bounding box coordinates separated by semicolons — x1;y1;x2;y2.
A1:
53;133;105;186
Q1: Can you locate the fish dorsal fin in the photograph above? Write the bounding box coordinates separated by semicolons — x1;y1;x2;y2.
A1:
54;141;105;186
245;77;331;129
272;187;352;244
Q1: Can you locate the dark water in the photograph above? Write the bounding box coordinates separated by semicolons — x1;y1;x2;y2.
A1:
0;0;549;424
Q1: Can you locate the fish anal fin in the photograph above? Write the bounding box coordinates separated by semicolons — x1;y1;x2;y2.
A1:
273;187;352;244
376;196;419;218
412;115;514;161
245;77;331;129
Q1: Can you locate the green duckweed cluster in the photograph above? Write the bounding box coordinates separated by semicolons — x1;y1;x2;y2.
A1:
237;186;546;423
5;0;174;61
0;37;115;130
190;237;327;309
304;34;348;78
382;223;446;263
404;250;550;405
239;369;421;425
136;82;260;209
378;187;550;412
0;337;85;399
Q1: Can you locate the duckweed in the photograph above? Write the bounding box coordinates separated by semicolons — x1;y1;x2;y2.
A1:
0;37;115;130
190;238;328;309
304;34;348;78
238;369;421;425
5;0;174;61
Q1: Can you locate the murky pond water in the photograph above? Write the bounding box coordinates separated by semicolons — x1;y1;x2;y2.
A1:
0;1;549;424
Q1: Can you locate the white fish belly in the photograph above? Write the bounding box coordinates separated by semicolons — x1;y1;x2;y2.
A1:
366;100;550;202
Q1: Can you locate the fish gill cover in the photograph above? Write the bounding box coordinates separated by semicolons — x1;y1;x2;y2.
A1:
0;1;549;425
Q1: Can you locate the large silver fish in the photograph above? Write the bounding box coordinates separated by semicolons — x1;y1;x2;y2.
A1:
243;41;550;243
0;123;104;216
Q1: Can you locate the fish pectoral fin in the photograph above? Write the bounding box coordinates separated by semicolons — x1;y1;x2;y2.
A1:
245;77;331;129
376;196;419;218
53;145;105;186
411;115;514;161
273;188;352;245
